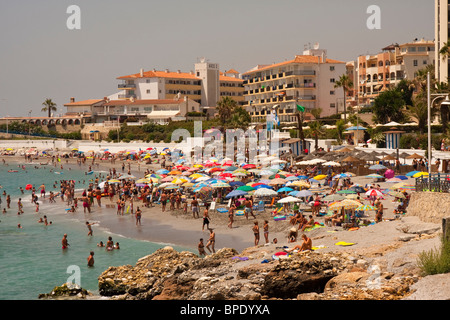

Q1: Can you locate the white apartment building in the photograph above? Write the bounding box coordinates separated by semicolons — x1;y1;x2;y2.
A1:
356;39;435;106
436;0;449;83
111;59;244;116
242;45;346;123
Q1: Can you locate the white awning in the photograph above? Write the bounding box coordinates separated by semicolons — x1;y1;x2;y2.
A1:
146;110;180;118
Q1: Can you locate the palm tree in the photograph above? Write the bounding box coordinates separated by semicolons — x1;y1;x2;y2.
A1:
41;98;57;118
407;98;434;133
216;97;237;129
334;74;353;122
307;121;325;151
439;39;450;62
335;119;346;144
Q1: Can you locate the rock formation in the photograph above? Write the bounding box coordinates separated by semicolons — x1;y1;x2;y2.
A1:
95;245;420;300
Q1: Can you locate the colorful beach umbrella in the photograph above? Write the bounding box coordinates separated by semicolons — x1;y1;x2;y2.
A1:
313;174;327;180
365;189;384;198
225;190;248;199
412;172;429;178
237;185;255;192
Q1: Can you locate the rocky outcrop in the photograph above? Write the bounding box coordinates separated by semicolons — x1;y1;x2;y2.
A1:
407;192;450;224
96;246;420;300
38;283;93;300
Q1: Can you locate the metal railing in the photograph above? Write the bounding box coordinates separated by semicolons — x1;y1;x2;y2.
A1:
415;174;450;193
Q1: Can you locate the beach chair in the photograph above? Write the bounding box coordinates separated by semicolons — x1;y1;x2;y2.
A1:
253;200;265;212
265;197;276;209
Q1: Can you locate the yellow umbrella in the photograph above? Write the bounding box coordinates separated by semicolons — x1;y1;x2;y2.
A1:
313;175;327;180
182;182;195;188
189;173;204;179
193;164;203;168
413;172;429;178
290;180;311;188
108;179;121;183
328;199;361;210
172;178;188;184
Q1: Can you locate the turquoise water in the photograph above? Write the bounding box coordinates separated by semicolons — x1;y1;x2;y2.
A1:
0;160;192;300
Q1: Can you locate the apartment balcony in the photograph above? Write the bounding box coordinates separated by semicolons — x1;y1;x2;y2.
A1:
284;70;316;76
118;83;136;89
117;94;137;99
297;95;316;101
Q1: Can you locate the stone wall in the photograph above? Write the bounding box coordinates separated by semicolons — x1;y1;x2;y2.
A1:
407;192;450;224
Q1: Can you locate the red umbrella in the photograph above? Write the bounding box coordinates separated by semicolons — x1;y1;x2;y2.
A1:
222;160;233;166
209;167;224;173
219;172;234;178
243;164;256;169
25;184;33;190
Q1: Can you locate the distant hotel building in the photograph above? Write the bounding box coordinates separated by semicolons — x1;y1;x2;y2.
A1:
356;39;435;106
435;0;449;83
111;58;244;116
241;45;346;123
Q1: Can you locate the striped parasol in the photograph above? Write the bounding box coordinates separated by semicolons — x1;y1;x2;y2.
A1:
355;204;377;211
328;199;362;210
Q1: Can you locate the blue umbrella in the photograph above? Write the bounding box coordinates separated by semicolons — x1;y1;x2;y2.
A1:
157;169;169;174
406;171;420;177
286;176;299;181
297;175;309;179
253;184;273;190
229;181;245;187
277;187;293;193
225;190;248;199
395;175;408;180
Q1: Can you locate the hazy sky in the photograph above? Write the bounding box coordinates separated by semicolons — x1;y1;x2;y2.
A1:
0;0;434;117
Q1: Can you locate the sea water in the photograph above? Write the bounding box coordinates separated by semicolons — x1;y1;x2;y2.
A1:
0;159;192;300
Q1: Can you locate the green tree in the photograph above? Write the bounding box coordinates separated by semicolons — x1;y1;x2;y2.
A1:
439;39;450;62
372;89;408;124
41;98;57;118
334;74;353;122
216;97;237;128
307;121;325;151
229;106;251;129
407;97;434;133
335;119;346;144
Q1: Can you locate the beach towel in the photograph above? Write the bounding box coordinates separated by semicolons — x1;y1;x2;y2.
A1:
348;227;359;231
232;256;249;261
312;245;327;250
273;215;286;221
335;241;355;246
235;210;244;216
304;224;325;232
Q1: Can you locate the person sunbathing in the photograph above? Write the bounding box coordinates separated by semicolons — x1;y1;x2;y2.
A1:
285;234;312;253
301;215;315;231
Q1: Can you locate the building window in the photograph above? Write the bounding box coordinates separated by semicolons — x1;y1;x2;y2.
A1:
330;103;336;108
330;66;335;71
330;78;335;83
146;79;150;83
146;89;151;94
413;60;418;66
423;60;427;65
330;90;335;95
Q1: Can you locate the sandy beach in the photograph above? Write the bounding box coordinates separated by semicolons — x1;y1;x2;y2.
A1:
1;148;449;301
0;152;441;255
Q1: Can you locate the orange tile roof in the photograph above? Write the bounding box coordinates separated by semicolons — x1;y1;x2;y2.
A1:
104;99;185;106
242;55;345;75
219;75;243;82
117;70;199;80
225;68;239;74
63;99;104;106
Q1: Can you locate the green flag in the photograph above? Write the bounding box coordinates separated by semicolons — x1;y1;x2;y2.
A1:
296;104;305;112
